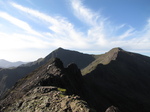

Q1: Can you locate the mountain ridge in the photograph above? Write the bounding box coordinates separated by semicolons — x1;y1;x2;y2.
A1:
0;59;26;68
1;47;150;112
0;58;95;112
82;47;124;75
83;48;150;112
82;47;150;75
0;47;96;97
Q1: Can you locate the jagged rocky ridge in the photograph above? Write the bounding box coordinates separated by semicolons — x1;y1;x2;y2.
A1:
0;58;95;112
0;47;96;97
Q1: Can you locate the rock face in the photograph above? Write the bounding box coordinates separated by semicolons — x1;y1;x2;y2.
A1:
0;58;94;112
105;106;120;112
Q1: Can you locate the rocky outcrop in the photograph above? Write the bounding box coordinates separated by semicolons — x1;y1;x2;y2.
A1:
105;106;120;112
0;58;95;112
4;86;91;112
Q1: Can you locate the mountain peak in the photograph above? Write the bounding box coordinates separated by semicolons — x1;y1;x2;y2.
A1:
50;58;64;69
82;47;125;75
100;47;124;64
55;47;64;51
109;47;124;52
50;47;65;54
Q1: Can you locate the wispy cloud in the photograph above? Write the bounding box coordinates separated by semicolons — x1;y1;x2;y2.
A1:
8;1;150;51
10;2;89;49
0;0;150;61
70;0;150;51
0;11;43;37
70;0;110;48
71;0;103;26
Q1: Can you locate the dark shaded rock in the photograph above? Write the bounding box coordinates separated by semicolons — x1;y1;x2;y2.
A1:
63;63;85;96
105;106;120;112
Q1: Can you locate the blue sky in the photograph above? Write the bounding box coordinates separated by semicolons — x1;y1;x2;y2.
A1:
0;0;150;61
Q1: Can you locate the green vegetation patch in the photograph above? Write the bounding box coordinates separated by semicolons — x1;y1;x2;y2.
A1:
57;88;66;92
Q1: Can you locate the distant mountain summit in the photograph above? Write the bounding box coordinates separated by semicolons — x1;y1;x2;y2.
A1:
0;48;96;97
45;47;96;69
0;59;26;68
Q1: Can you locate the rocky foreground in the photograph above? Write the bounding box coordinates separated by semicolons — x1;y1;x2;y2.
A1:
4;86;91;112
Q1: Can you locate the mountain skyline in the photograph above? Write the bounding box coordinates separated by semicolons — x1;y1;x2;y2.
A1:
0;0;150;61
0;47;150;98
1;47;150;112
0;47;97;97
0;59;26;68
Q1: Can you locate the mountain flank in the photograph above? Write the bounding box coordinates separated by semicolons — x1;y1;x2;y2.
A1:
83;47;150;112
82;47;122;75
44;47;97;69
0;48;96;97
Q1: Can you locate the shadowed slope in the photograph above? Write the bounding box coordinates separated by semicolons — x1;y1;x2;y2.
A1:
82;47;122;75
44;47;96;69
83;48;150;112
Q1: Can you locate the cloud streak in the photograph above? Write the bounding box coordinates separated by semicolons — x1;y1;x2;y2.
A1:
10;1;150;51
0;11;43;37
10;2;89;49
70;0;150;51
7;1;150;51
71;0;103;26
